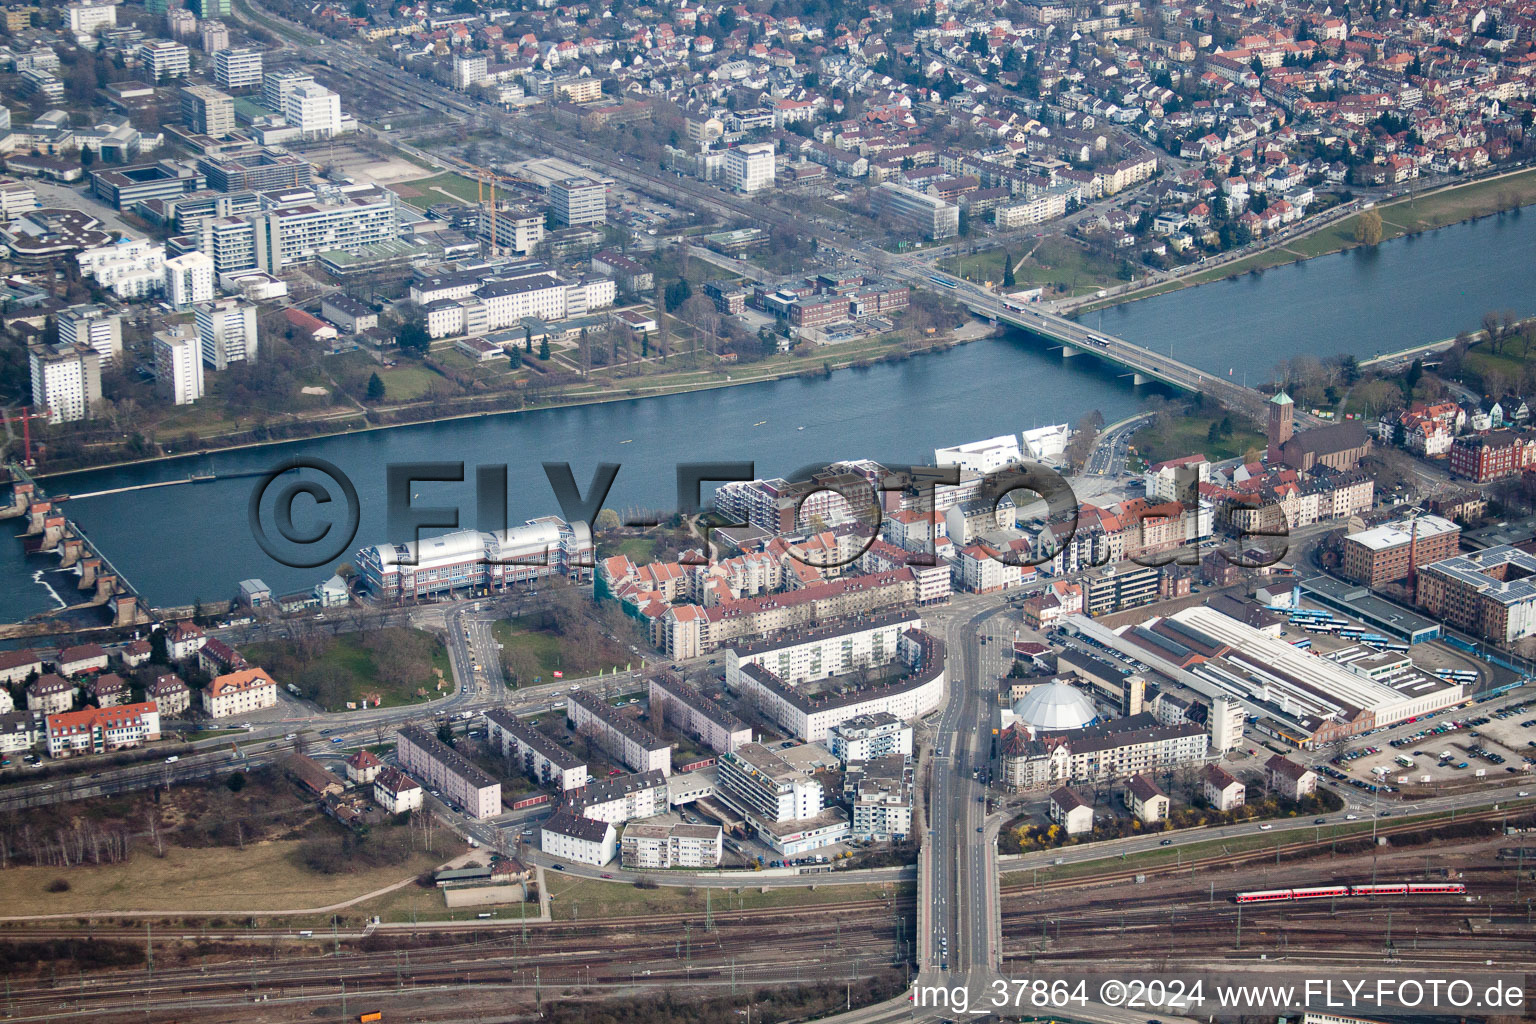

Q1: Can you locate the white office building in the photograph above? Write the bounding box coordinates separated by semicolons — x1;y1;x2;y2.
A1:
213;47;263;90
725;143;775;192
872;182;959;239
195;298;259;369
262;69;313;112
549;177;605;226
165;250;216;307
55;305;123;367
180;84;235;136
66;2;117;37
282;82;342;137
934;434;1025;475
717;743;824;823
76;240;165;300
137;41;190;82
30;343;102;423
153;326;204;405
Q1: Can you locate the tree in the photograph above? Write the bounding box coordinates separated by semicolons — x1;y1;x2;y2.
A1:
436;722;455;745
524;326;533;353
1354;210;1383;246
1403;358;1423;398
594;508;621;531
365;372;386;401
663;277;692;312
538;337;551;360
1001;253;1015;288
397;318;431;355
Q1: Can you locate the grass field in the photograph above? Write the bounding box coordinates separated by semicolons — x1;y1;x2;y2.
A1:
544;876;912;922
942;238;1130;298
246;629;449;710
398;172;486;210
1130;414;1265;465
1;841;445;917
600;536;659;564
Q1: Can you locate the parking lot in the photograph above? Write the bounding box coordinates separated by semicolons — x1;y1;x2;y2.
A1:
1323;696;1536;793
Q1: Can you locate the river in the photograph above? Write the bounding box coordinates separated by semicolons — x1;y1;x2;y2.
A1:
4;208;1535;620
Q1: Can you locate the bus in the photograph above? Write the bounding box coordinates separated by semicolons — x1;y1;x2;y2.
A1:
1394;755;1415;769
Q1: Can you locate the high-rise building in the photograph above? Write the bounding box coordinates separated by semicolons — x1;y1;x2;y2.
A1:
164;250;216;307
261;69;313;113
136;40;190;81
153;326;204;405
1209;694;1244;753
549;177;605;226
282;82;342;137
724;143;776;193
192;0;230;18
199;20;229;53
871;182;959;239
29;343;102;423
452;54;487;91
164;6;196;37
180;84;235;136
195;298;259;369
212;47;262;89
55;304;122;367
65;2;116;36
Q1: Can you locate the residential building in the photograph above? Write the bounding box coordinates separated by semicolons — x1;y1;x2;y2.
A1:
620;821;724;868
1123;773;1169;823
56;644;109;677
717;741;823;823
46;702;160;758
153;326;205;405
1417;545;1536;643
200;21;230;53
1264;754;1317;799
724;143;775;192
213;47;262;89
282;82;343;137
828;712;912;763
373;766;424;813
1449;430;1536;483
29;343;102;423
847;755;913;840
647;671;752;754
262;69;314;113
203;667;278;718
0;712;44;755
871;183;959;239
567;690;671;776
26;674;77;715
1341;514;1460;588
137;41;190;81
83;671;128;706
541;808;616;866
320;294;377;333
724;612;921;687
1049;787;1094;835
0;649;43;685
165;250;216;307
549;177;605;226
396;724;502;819
345;749;383;784
76;238;164;300
1208;694;1245;754
66;2;117;36
485;708;590;790
1202;763;1245;811
195;298;259;368
55;304;123;366
165;621;206;661
147;673;191;717
563;770;668;823
180;84;235;136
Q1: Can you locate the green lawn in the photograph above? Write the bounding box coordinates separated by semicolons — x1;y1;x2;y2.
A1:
942;238;1132;298
245;629;450;710
545;876;912;921
600;536;659;564
1130;414;1265;465
398;172;486;210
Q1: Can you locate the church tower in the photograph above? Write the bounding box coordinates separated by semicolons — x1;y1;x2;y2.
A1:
1267;391;1294;464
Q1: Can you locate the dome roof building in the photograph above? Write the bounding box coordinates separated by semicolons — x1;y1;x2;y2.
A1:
1010;681;1099;733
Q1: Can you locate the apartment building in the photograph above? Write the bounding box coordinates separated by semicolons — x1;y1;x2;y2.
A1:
153;326;205;405
213;47;263;90
203;668;278;718
619;821;723;868
724;143;775;192
75;238;164;299
541;809;616;866
717;742;823;822
373;766;424;813
165;250;216;307
848;756;913;841
1264;754;1317;799
46;702;161;758
200;22;231;53
26;674;78;715
828;712;912;763
30;342;102;423
55;304;123;366
181;84;235;136
146;673;188;717
485;708;590;790
567;690;672;776
396;724;502;819
283;82;343;137
1340;514;1460;588
1202;763;1246;811
137;41;190;81
262;69;314;113
549;176;605;226
1416;545;1536;643
562;769;668;823
647;671;751;754
195;298;259;368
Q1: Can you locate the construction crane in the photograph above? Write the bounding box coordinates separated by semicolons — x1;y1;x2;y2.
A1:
1;406;49;468
470;164;542;258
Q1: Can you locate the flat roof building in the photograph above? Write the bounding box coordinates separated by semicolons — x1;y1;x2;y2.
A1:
396;724;501;819
1341;514;1460;589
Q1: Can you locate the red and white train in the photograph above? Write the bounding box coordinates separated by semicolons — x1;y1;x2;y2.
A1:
1235;883;1465;903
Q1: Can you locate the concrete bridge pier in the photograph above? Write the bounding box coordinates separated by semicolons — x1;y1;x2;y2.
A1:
40;513;66;552
78;557;100;590
25;499;52;536
93;573;117;606
0;481;33;520
58;536;83;568
1058;346;1080;358
109;593;139;627
1132;372;1149;386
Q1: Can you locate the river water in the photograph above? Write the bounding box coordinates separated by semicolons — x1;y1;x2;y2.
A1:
4;209;1535;620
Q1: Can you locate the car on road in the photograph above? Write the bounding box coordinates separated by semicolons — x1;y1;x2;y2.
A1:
601;873;613;879
1159;839;1173;846
553;864;565;871
976;826;984;833
1345;814;1358;820
1520;791;1531;797
1258;824;1273;830
1314;818;1327;824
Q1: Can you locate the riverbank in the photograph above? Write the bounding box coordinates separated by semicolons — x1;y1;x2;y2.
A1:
1070;164;1536;317
28;320;1001;484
